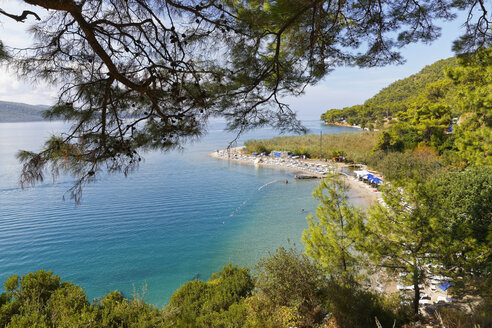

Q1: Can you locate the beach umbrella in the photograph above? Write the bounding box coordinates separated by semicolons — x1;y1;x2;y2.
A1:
372;178;382;185
439;282;451;291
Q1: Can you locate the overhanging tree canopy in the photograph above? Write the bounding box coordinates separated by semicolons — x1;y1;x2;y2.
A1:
0;0;490;201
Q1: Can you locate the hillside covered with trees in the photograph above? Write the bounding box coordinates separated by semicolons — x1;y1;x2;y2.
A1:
321;57;458;126
237;49;492;327
321;48;491;166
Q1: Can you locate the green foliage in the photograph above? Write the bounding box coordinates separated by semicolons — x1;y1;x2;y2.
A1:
303;175;366;277
364;182;443;315
373;122;422;152
322;57;458;125
167;280;208;325
324;283;410;328
46;284;95;327
447;47;492;166
0;270;95;328
238;293;278;328
0;258;416;328
360;167;490;315
368;146;443;184
97;291;163;328
430;166;492;285
0;267;253;328
254;247;327;327
196;301;249;328
166;264;253;326
254;247;406;328
0;270;166;328
322;49;492;167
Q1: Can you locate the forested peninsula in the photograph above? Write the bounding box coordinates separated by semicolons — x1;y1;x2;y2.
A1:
245;49;490;183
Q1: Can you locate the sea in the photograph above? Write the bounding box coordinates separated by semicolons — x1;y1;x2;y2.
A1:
0;120;361;307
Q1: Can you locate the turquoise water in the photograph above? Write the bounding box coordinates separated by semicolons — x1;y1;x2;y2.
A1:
0;120;360;306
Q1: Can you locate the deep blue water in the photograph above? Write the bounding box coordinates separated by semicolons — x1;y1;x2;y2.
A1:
0;120;360;306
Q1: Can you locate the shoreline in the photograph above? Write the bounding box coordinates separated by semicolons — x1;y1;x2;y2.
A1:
323;121;362;129
323;121;380;132
209;148;327;178
209;147;381;207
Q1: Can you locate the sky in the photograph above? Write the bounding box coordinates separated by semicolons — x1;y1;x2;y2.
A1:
0;1;467;119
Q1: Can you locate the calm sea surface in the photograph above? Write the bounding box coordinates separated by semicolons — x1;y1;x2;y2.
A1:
0;120;360;306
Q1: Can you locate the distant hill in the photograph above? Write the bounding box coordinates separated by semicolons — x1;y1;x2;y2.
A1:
0;101;50;122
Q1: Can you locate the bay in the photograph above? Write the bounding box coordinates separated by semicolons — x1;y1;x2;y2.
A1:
0;120;360;306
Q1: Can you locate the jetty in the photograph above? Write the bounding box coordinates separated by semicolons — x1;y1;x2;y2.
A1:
294;174;321;179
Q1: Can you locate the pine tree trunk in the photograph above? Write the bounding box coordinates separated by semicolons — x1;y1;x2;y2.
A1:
341;251;347;272
413;269;420;316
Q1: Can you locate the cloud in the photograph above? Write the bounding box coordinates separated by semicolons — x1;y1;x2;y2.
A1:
0;0;40;48
0;0;55;105
0;70;56;105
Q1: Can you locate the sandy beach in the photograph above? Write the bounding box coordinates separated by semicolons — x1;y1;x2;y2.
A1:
209;147;382;207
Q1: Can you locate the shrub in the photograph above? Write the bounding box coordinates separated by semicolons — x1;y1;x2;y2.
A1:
0;271;96;328
324;283;410;328
367;149;442;183
254;247;328;327
166;264;253;326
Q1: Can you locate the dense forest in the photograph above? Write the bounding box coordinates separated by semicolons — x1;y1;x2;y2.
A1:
0;257;413;328
321;48;491;166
